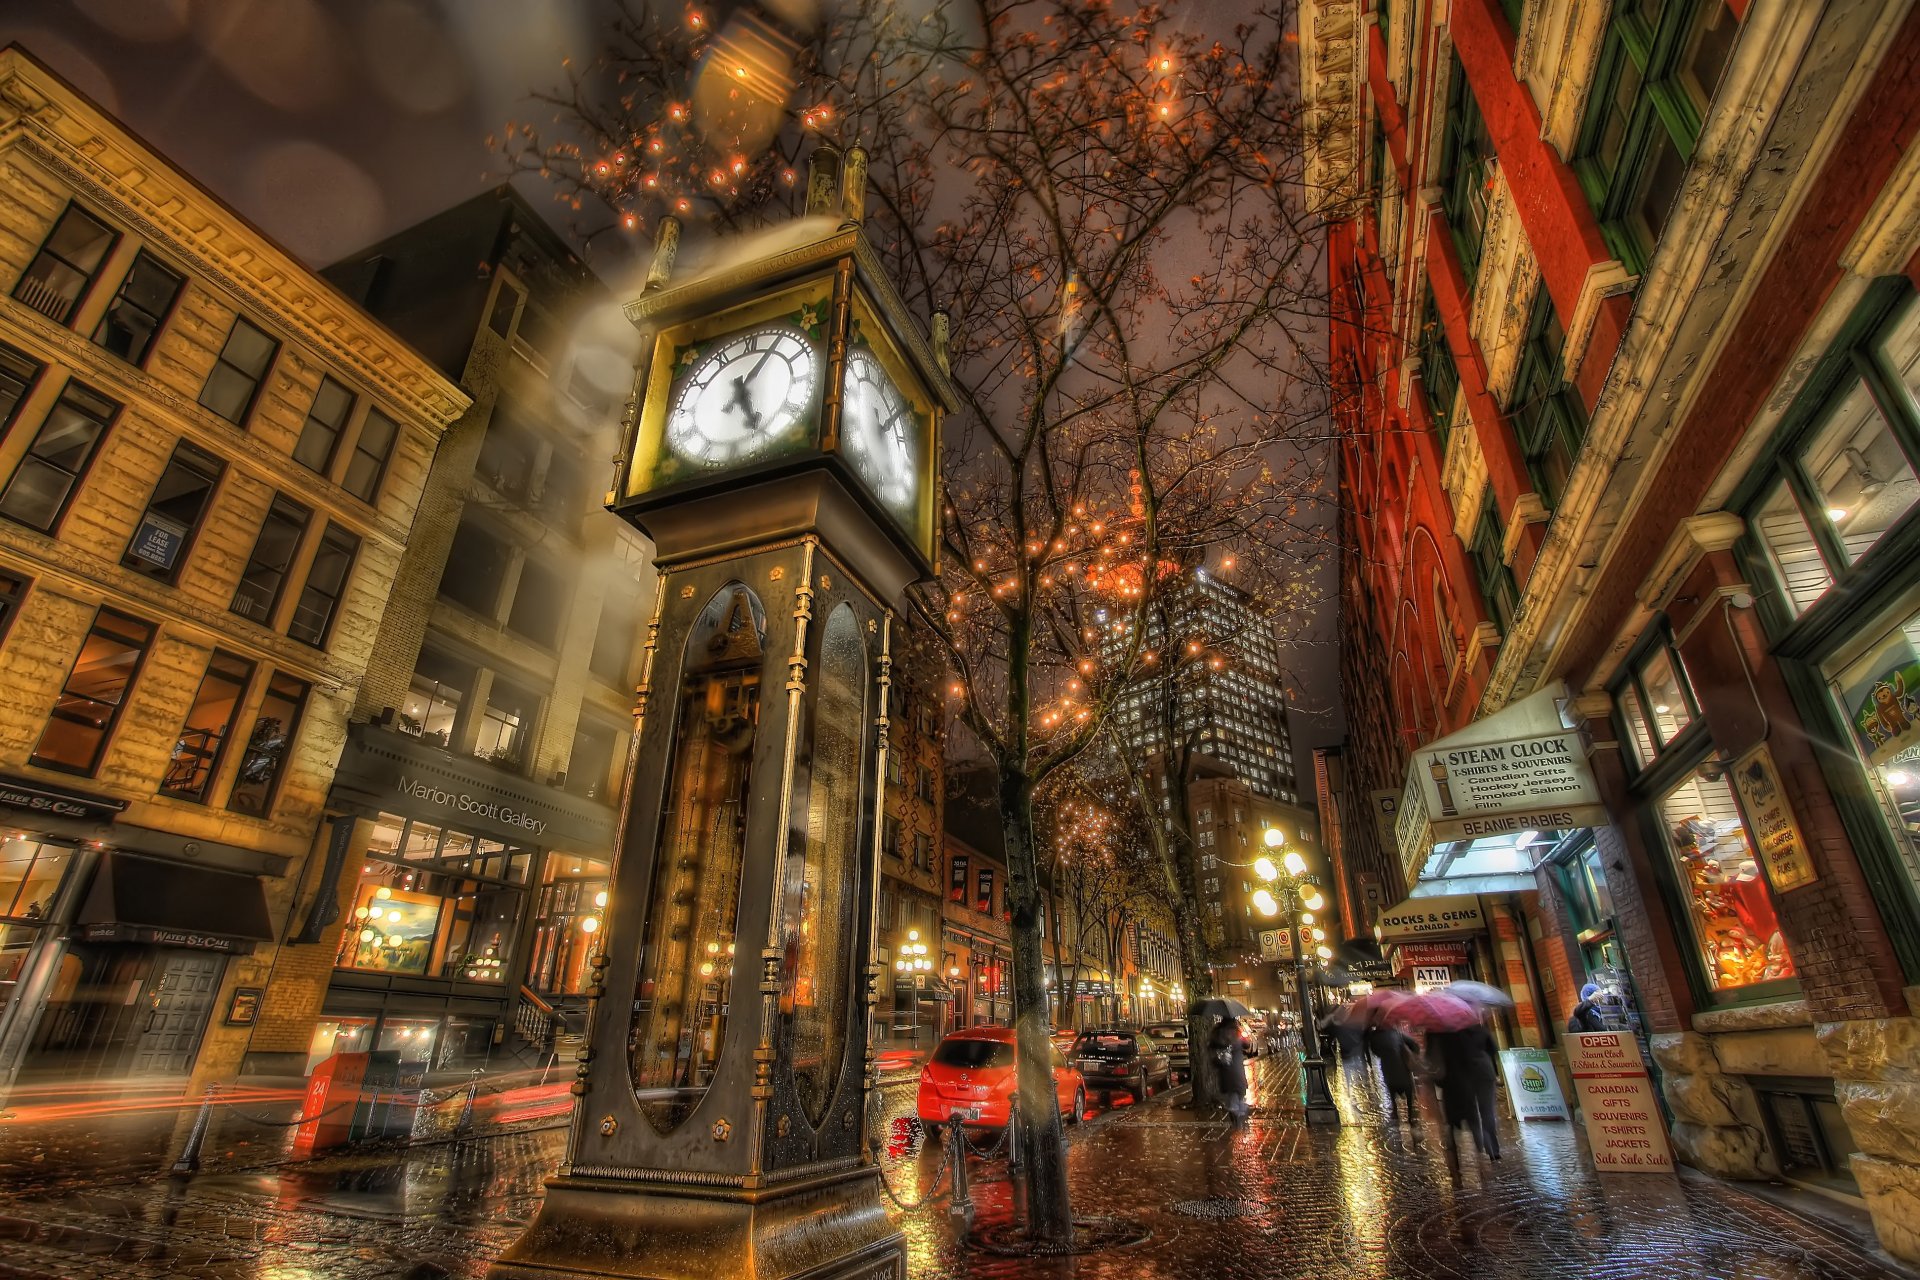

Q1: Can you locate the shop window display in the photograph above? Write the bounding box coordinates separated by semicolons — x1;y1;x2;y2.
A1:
335;814;529;982
1824;598;1920;900
528;855;610;995
1657;774;1797;993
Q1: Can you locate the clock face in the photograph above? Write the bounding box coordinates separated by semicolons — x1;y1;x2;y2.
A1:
665;324;819;466
840;348;919;519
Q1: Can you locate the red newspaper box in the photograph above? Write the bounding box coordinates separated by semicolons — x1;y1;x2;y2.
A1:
293;1051;368;1156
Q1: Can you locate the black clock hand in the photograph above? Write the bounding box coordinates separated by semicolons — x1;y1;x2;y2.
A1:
726;376;763;432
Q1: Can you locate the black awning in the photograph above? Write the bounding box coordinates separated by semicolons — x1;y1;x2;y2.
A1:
76;853;275;941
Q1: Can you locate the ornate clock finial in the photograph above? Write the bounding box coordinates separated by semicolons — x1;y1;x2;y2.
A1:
645;216;681;291
806;145;841;217
840;144;869;228
932;310;951;376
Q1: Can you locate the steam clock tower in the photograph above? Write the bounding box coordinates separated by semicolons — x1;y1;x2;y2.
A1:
489;151;949;1280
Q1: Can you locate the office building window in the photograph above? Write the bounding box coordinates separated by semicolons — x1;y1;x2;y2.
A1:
914;831;933;869
293;376;354;475
1470;498;1519;637
343;406;398;501
1439;55;1496;284
0;572;27;648
590;592;637;685
566;719;620;800
32;609;154;775
0;380;116;533
1613;626;1702;773
1510;292;1588;510
400;650;469;747
123;440;222;582
13;204;116;324
1573;0;1738;275
93;251;183;365
439;518;509;616
232;495;311;627
161;651;253;802
198;316;278;425
916;763;936;802
1419;290;1460;444
227;671;307;816
476;680;536;768
0;344;39;430
506;554;568;649
289;524;357;647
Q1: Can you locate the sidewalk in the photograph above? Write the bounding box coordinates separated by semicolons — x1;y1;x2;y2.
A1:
0;1051;1908;1278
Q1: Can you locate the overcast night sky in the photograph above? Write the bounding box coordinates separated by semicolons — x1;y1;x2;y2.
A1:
3;0;1343;752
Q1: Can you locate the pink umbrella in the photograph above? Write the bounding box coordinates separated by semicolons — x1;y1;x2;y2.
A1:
1343;988;1414;1023
1386;991;1483;1033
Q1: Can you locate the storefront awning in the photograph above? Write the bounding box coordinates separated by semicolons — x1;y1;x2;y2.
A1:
1394;684;1608;895
75;853;274;943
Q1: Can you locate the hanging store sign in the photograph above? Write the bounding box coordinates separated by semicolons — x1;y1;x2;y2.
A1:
0;772;127;822
1389;941;1471;971
75;922;251;953
1566;1031;1673;1173
1375;896;1485;941
1404;729;1606;848
1729;743;1818;892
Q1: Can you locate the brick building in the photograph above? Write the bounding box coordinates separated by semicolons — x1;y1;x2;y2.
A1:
1304;0;1920;1252
0;49;466;1093
250;189;656;1076
875;622;947;1043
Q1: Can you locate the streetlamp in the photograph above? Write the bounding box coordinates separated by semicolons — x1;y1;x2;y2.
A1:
893;929;932;1042
1258;826;1340;1125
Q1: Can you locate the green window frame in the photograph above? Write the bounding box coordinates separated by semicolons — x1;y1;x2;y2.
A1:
1419;291;1461;445
1572;0;1740;275
1468;496;1518;637
1509;291;1588;510
1439;55;1496;286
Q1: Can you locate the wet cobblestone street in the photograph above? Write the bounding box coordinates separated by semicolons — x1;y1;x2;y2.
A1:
0;1054;1911;1278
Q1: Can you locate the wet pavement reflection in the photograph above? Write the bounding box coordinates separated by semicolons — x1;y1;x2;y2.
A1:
0;1052;1910;1278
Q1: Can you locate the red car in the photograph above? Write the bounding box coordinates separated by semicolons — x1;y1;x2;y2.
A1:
916;1026;1087;1128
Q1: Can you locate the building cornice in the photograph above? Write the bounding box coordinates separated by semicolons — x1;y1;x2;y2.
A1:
0;50;468;430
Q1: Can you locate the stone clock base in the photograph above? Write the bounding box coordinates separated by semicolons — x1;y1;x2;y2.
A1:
485;1166;904;1280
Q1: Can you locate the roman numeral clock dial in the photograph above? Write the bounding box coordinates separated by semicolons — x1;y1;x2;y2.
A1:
841;348;919;519
665;324;818;467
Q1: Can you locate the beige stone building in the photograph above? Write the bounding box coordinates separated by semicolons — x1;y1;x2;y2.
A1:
0;48;467;1093
255;188;658;1077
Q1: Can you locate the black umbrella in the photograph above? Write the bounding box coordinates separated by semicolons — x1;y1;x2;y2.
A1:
1190;997;1254;1018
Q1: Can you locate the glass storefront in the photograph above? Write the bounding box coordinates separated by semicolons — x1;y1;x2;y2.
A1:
1823;594;1920;903
334;813;531;983
1655;773;1798;994
0;840;76;1043
526;854;610;996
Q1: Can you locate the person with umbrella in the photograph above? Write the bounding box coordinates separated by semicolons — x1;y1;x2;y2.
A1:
1193;997;1253;1127
1392;983;1513;1165
1364;1011;1420;1126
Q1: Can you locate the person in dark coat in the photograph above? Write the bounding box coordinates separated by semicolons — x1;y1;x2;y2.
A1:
1365;1018;1419;1124
1429;1020;1501;1161
1210;1016;1250;1127
1567;983;1611;1032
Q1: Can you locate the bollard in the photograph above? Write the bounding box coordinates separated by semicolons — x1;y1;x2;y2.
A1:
456;1070;482;1137
946;1115;974;1228
171;1084;220;1176
1006;1097;1024;1177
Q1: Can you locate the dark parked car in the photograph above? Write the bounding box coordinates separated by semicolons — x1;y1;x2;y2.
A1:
1143;1021;1191;1081
1071;1028;1173;1102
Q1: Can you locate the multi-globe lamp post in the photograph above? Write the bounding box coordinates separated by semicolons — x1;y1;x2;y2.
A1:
893;928;933;1042
1254;826;1341;1125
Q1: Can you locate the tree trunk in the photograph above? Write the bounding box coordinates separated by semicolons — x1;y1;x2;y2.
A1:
999;765;1074;1243
1171;898;1224;1111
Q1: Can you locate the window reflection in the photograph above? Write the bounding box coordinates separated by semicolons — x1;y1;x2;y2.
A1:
1826;602;1920;904
1636;646;1694;747
1754;482;1833;616
630;584;763;1133
529;855;610;996
1803;378;1919;565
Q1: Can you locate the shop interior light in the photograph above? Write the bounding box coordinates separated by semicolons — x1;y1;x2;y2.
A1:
1827;507;1849;522
595;891;609;908
580;916;600;933
1888;770;1913;787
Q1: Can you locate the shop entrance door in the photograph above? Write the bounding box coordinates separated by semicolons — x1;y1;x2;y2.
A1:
131;951;222;1075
